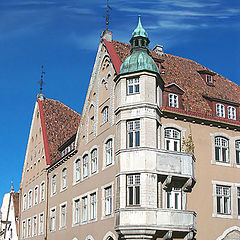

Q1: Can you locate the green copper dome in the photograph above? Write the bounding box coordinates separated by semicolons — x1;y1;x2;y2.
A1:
120;16;160;75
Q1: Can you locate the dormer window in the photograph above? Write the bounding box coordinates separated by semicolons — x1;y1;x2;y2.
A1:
206;75;213;84
216;103;225;118
127;78;139;95
169;93;178;108
227;106;236;120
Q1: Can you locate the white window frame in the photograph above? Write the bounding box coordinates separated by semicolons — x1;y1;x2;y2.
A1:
104;186;112;216
127;174;140;206
74;158;81;183
22;220;26;239
102;106;109;124
61;168;67;190
215;136;229;163
236;140;240;165
39;212;44;235
40;181;45;202
34;186;39;205
101;182;114;219
216;185;231;215
227;106;236;120
91;149;98;174
106;139;113;166
28;190;32;208
127;120;140;148
72;198;80;225
238;187;240;216
49;207;56;232
206;74;213;84
82;196;88;223
59;202;67;229
83;155;89;178
23;193;27;211
166;187;182;210
127;77;140;95
169;93;179;108
216;103;225;118
51;174;57;195
164;128;181;152
27;218;31;238
90;192;97;220
32;215;37;237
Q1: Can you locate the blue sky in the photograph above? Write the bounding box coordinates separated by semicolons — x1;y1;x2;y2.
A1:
0;0;239;206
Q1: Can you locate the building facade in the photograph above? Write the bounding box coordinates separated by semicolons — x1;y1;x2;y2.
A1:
18;18;240;240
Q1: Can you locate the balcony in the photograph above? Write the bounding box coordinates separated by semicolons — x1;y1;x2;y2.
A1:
115;208;196;238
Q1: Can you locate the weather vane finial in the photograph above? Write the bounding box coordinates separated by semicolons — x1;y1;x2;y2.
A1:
105;0;112;30
40;65;45;93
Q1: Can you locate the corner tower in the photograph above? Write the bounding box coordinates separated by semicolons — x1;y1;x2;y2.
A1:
114;17;196;240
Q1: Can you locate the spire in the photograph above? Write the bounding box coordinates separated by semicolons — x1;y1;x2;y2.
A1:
132;15;148;38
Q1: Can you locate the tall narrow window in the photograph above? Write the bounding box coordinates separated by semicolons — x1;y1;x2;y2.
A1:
127;77;140;95
127;174;140;206
169;93;178;108
216;103;225;118
62;168;67;189
73;199;80;224
27;219;31;237
236;140;240;165
60;204;66;228
227;106;236;120
33;216;37;236
23;194;27;210
40;182;45;202
106;139;113;166
206;75;213;84
105;186;112;216
28;190;32;208
83;155;89;178
22;221;26;239
90;193;97;220
102;107;109;124
164;128;181;151
52;175;56;195
75;159;81;182
216;185;231;214
39;213;44;235
91;149;97;174
127;120;140;147
82;196;88;222
50;208;56;232
215;137;229;163
34;186;38;205
238;188;240;216
166;187;182;210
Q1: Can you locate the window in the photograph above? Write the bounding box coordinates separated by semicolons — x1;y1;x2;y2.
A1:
52;175;56;195
27;218;31;237
60;204;66;228
215;137;229;163
127;77;139;95
91;149;98;174
34;186;38;205
236;141;240;165
216;185;231;215
164;128;181;151
83;155;89;178
28;190;32;208
75;159;81;182
106;139;113;166
73;199;80;224
169;93;178;108
216;103;225;118
40;182;45;202
227;106;236;120
23;194;27;211
33;216;37;236
82;196;88;222
39;213;44;235
127;120;140;147
105;186;112;216
90;116;94;133
238;188;240;216
90;193;97;220
127;174;140;206
22;221;26;239
50;208;56;232
166;187;182;210
206;75;213;84
102;107;109;124
62;168;67;189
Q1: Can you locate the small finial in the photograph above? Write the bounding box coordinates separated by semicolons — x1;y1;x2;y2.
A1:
105;0;112;30
40;65;46;93
11;181;14;192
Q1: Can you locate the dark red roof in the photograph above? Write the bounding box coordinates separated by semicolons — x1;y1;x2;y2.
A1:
38;98;81;165
105;40;240;119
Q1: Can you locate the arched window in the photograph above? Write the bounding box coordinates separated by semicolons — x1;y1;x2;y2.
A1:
91;149;98;174
75;159;81;182
52;174;56;195
215;137;229;163
62;168;67;189
102;106;109;124
164;128;181;151
106;139;113;166
83;155;89;178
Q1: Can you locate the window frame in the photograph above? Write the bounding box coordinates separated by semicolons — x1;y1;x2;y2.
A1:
32;215;37;237
164;128;181;152
104;186;113;216
127;119;140;148
61;168;67;190
51;174;57;195
236;140;240;165
39;213;44;235
216;103;225;118
215;136;229;163
166;187;182;210
83;154;89;178
90;192;97;220
91;149;98;174
74;158;81;183
40;181;45;202
216;185;231;215
73;198;80;225
102;106;109;124
49;207;56;232
59;202;67;229
127;174;140;206
82;196;88;222
28;190;32;208
127;77;140;95
168;93;179;108
105;139;113;166
34;186;39;205
227;106;236;120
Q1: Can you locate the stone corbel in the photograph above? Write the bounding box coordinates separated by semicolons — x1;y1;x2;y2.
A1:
182;178;194;192
184;231;194;240
162;175;172;190
163;230;173;240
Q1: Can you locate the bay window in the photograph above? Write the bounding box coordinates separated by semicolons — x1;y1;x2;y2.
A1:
127;120;140;148
127;174;140;206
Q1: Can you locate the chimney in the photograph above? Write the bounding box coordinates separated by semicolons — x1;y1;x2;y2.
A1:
153;44;164;56
101;30;112;42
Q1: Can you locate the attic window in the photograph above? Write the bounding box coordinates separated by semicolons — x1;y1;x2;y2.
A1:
169;93;179;108
61;141;75;157
206;75;213;84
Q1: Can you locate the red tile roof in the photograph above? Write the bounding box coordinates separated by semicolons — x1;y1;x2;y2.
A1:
105;40;240;120
38;98;81;165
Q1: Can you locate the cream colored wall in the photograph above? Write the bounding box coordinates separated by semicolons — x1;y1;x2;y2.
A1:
161;117;240;240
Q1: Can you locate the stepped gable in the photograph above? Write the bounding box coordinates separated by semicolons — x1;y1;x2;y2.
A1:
111;40;240;117
41;98;81;165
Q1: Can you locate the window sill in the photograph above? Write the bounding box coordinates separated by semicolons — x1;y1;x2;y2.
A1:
60;187;68;193
89;218;97;223
59;226;66;231
51;192;57;197
102;163;114;171
101;213;114;220
211;160;231;167
212;213;233;219
72;222;80;228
